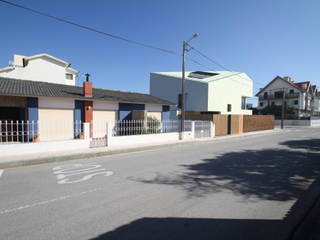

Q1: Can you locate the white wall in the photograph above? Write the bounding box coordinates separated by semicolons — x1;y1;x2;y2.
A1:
38;97;75;109
93;100;118;110
208;73;252;114
108;132;193;147
150;73;208;112
0;56;76;85
0;139;90;157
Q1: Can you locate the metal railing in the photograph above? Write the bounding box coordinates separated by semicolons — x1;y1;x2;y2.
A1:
111;120;192;137
259;93;300;100
0;120;83;144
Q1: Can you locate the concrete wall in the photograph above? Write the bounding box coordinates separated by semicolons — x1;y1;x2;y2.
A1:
108;132;193;147
274;119;320;126
0;56;76;85
208;73;252;115
0;139;89;157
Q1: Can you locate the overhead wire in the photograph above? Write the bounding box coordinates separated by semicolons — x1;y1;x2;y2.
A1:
187;43;266;88
0;0;264;98
0;0;177;55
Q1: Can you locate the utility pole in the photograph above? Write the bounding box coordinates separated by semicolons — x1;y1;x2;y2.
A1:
180;34;199;140
281;88;286;129
181;40;186;139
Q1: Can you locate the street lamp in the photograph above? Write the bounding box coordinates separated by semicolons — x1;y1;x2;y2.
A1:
180;33;199;140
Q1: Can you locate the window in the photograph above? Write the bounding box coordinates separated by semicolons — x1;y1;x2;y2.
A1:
227;104;232;112
260;102;264;107
294;100;298;105
263;92;268;99
275;91;284;98
66;73;73;80
241;97;246;110
271;101;275;106
290;89;294;94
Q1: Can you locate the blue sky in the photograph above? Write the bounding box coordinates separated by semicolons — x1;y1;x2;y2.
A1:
1;0;319;106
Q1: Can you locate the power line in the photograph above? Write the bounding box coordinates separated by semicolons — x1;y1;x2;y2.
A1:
187;43;266;88
0;0;228;73
0;0;265;95
0;0;177;55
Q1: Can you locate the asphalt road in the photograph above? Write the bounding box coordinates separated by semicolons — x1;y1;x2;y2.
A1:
0;127;320;240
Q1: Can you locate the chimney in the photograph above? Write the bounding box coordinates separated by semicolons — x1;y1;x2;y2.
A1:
83;73;92;97
283;76;291;82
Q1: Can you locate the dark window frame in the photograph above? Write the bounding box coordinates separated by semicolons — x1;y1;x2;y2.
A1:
66;73;73;80
227;104;232;112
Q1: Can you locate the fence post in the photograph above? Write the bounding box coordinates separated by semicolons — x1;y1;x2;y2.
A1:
83;122;90;140
191;121;195;139
106;122;113;146
210;121;215;137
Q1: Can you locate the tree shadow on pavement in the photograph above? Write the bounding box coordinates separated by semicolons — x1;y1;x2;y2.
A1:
90;177;320;240
90;139;320;240
132;138;320;201
280;138;320;152
90;217;280;240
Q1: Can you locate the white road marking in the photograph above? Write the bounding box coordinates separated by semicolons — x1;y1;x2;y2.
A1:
0;169;3;178
53;163;113;184
0;188;101;215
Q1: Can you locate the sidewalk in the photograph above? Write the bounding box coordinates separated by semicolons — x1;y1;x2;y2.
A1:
0;128;281;169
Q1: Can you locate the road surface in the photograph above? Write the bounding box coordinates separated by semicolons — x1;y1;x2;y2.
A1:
0;127;320;240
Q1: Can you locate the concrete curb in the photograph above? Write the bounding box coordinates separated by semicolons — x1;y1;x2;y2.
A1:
0;128;282;169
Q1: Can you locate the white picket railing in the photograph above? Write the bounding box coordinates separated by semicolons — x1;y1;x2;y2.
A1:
0;120;83;144
110;120;192;137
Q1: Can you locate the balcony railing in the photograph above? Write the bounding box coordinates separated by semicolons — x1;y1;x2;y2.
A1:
259;93;299;100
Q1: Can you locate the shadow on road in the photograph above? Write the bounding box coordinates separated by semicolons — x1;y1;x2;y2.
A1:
131;138;320;201
90;217;279;240
280;138;320;152
90;139;320;240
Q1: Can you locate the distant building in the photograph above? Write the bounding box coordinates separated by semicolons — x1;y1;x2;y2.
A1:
0;53;79;86
150;71;253;116
256;76;320;117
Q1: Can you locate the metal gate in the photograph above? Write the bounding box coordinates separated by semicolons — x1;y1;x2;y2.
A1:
194;121;211;138
90;121;108;148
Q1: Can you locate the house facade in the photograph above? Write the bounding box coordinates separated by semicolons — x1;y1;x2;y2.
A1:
0;53;78;86
256;76;320;117
0;53;173;142
150;71;253;116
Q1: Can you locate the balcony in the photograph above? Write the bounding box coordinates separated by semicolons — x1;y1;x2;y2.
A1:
259;93;299;100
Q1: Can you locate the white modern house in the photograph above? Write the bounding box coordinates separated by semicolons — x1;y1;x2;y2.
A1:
0;53;79;86
256;76;320;117
150;71;253;116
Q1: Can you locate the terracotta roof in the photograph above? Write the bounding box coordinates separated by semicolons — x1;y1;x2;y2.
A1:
255;76;303;96
0;77;174;105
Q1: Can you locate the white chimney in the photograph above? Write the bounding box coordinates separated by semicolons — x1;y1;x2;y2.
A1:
13;54;26;67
